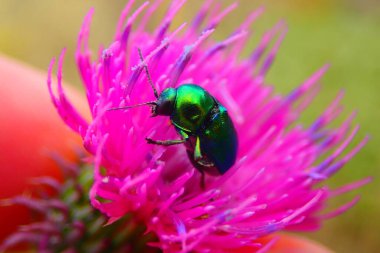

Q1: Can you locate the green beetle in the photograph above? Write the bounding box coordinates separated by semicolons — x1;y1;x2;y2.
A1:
109;49;238;187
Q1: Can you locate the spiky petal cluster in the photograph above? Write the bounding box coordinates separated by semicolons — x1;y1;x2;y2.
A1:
48;1;369;252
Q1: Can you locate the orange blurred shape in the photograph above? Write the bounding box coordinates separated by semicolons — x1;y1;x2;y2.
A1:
0;54;88;244
264;233;333;253
232;233;333;253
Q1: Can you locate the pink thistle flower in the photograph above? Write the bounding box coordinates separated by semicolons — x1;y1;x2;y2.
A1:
48;1;369;252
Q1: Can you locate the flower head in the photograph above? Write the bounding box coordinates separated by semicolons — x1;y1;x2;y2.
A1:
48;1;369;252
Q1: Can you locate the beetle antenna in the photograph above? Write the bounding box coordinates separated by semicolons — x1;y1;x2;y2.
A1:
138;48;159;98
107;101;156;111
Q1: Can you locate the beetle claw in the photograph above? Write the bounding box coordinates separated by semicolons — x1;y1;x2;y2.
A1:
145;137;154;144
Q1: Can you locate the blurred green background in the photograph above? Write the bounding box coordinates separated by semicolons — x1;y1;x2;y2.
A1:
0;0;379;252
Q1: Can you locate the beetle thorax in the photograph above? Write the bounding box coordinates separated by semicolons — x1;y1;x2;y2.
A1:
171;84;216;132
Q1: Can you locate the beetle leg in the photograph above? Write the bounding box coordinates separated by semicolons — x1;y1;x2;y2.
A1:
178;130;189;140
200;170;205;189
197;160;215;167
194;136;202;161
194;137;215;167
145;137;186;146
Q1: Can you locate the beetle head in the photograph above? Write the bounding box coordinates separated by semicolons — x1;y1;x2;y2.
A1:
153;88;177;116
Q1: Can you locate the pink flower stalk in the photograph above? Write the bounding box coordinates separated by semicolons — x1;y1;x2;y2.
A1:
48;1;369;252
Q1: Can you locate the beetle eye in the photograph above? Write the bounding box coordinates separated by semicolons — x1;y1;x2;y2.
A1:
156;99;174;116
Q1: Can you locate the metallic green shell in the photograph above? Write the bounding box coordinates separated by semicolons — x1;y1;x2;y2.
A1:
155;83;238;175
171;84;215;132
198;104;238;174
